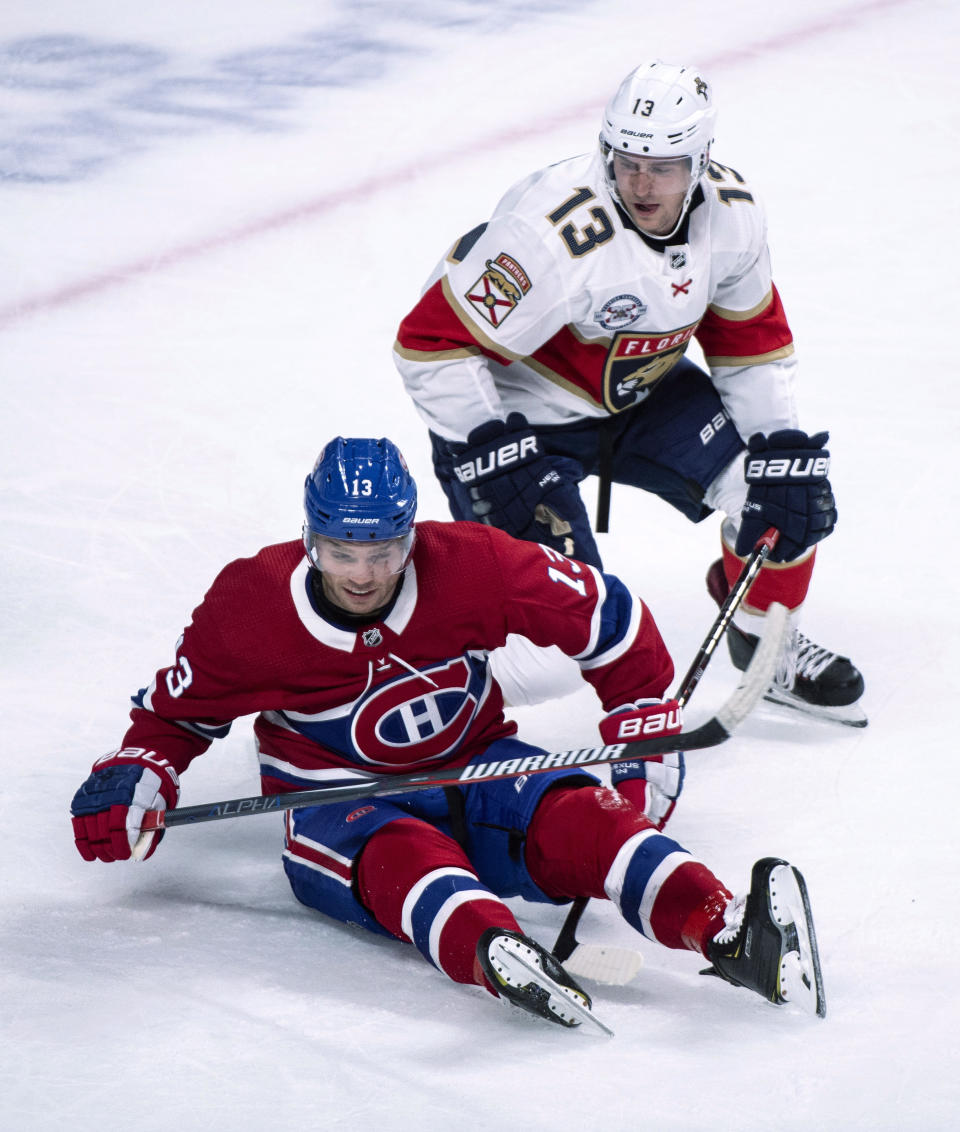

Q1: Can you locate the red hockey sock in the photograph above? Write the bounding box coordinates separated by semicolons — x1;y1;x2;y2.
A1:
442;901;521;991
357;819;518;990
722;539;815;613
679;887;732;956
645;863;732;951
528;786;732;952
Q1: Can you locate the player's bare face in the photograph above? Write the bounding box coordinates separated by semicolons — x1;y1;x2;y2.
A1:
613;153;691;236
321;567;399;615
311;536;410;615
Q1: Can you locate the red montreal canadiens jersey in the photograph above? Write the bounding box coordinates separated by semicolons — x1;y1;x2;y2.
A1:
122;522;673;794
394;150;799;444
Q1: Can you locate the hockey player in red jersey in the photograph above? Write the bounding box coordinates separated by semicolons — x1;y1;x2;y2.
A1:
70;437;825;1026
393;60;864;728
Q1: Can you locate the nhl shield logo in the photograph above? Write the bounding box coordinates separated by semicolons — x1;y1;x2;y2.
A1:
362;628;383;647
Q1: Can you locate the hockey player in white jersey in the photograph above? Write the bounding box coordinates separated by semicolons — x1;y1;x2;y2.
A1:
394;60;865;729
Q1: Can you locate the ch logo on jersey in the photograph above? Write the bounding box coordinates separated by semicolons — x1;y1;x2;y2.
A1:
350;656;488;767
465;252;531;328
601;322;700;412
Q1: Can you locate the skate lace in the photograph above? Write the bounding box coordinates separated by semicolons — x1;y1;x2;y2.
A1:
773;629;837;689
713;893;747;946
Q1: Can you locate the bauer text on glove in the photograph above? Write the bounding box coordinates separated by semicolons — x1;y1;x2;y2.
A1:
735;429;837;562
70;747;180;862
600;700;685;830
447;413;584;556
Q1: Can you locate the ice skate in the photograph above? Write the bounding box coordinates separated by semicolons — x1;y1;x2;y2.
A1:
477;928;613;1035
707;559;867;727
704;857;826;1018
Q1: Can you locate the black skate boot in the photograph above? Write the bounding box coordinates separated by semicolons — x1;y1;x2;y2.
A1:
477;928;612;1035
704;857;826;1018
706;559;866;727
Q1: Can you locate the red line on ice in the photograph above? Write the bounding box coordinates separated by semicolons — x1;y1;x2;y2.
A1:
0;0;914;329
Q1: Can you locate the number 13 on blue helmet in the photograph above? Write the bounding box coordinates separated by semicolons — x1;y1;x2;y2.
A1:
302;437;418;571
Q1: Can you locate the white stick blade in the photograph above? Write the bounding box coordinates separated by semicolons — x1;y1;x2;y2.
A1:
716;600;789;733
563;943;644;986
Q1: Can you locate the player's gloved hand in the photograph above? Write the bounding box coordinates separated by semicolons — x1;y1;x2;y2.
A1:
71;748;180;862
735;429;837;562
600;699;684;830
447;413;584;556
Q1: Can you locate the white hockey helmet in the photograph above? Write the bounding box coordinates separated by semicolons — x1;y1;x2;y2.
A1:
600;60;716;238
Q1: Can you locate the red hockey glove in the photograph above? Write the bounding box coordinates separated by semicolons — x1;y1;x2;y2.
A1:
600;700;684;830
70;748;180;862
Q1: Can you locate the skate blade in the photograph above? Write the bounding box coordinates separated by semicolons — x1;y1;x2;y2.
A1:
769;864;827;1019
763;687;868;729
562;942;644;986
494;939;615;1037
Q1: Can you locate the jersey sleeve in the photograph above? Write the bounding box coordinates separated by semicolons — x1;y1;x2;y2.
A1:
699;285;800;438
119;562;261;775
394;207;571;442
483;527;675;709
695;164;800;438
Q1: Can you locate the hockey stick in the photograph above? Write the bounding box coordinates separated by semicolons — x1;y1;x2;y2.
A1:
672;527;780;708
551;529;781;980
143;722;725;831
140;595;785;837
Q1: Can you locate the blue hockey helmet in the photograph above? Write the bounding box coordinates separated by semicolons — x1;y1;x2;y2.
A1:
303;437;418;570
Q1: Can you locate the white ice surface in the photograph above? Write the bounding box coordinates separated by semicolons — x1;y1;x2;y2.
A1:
2;1;959;1129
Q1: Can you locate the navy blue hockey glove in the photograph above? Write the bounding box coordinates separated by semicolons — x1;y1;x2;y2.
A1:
71;747;180;862
448;413;586;557
735;429;837;562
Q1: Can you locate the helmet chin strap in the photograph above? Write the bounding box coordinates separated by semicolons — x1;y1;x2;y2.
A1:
601;142;710;243
632;202;688;242
610;179;688;243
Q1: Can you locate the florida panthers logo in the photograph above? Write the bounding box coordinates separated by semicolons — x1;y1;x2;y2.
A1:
602;322;700;412
350;656;490;767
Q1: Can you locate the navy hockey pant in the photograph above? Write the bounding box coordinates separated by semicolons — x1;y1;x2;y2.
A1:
430;358;744;568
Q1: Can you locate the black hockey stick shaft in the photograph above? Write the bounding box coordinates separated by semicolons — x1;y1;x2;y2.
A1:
551;528;780;963
142;717;729;833
674;527;779;706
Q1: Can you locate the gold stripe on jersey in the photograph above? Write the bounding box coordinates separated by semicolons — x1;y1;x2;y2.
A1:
440;275;528;362
435;277;705;412
520;354;608;408
440;278;607;408
704;343;795;367
707;289;774;322
566;322;612;348
393;340;483;363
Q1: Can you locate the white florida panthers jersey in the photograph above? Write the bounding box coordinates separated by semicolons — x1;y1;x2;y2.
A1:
394;150;800;444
